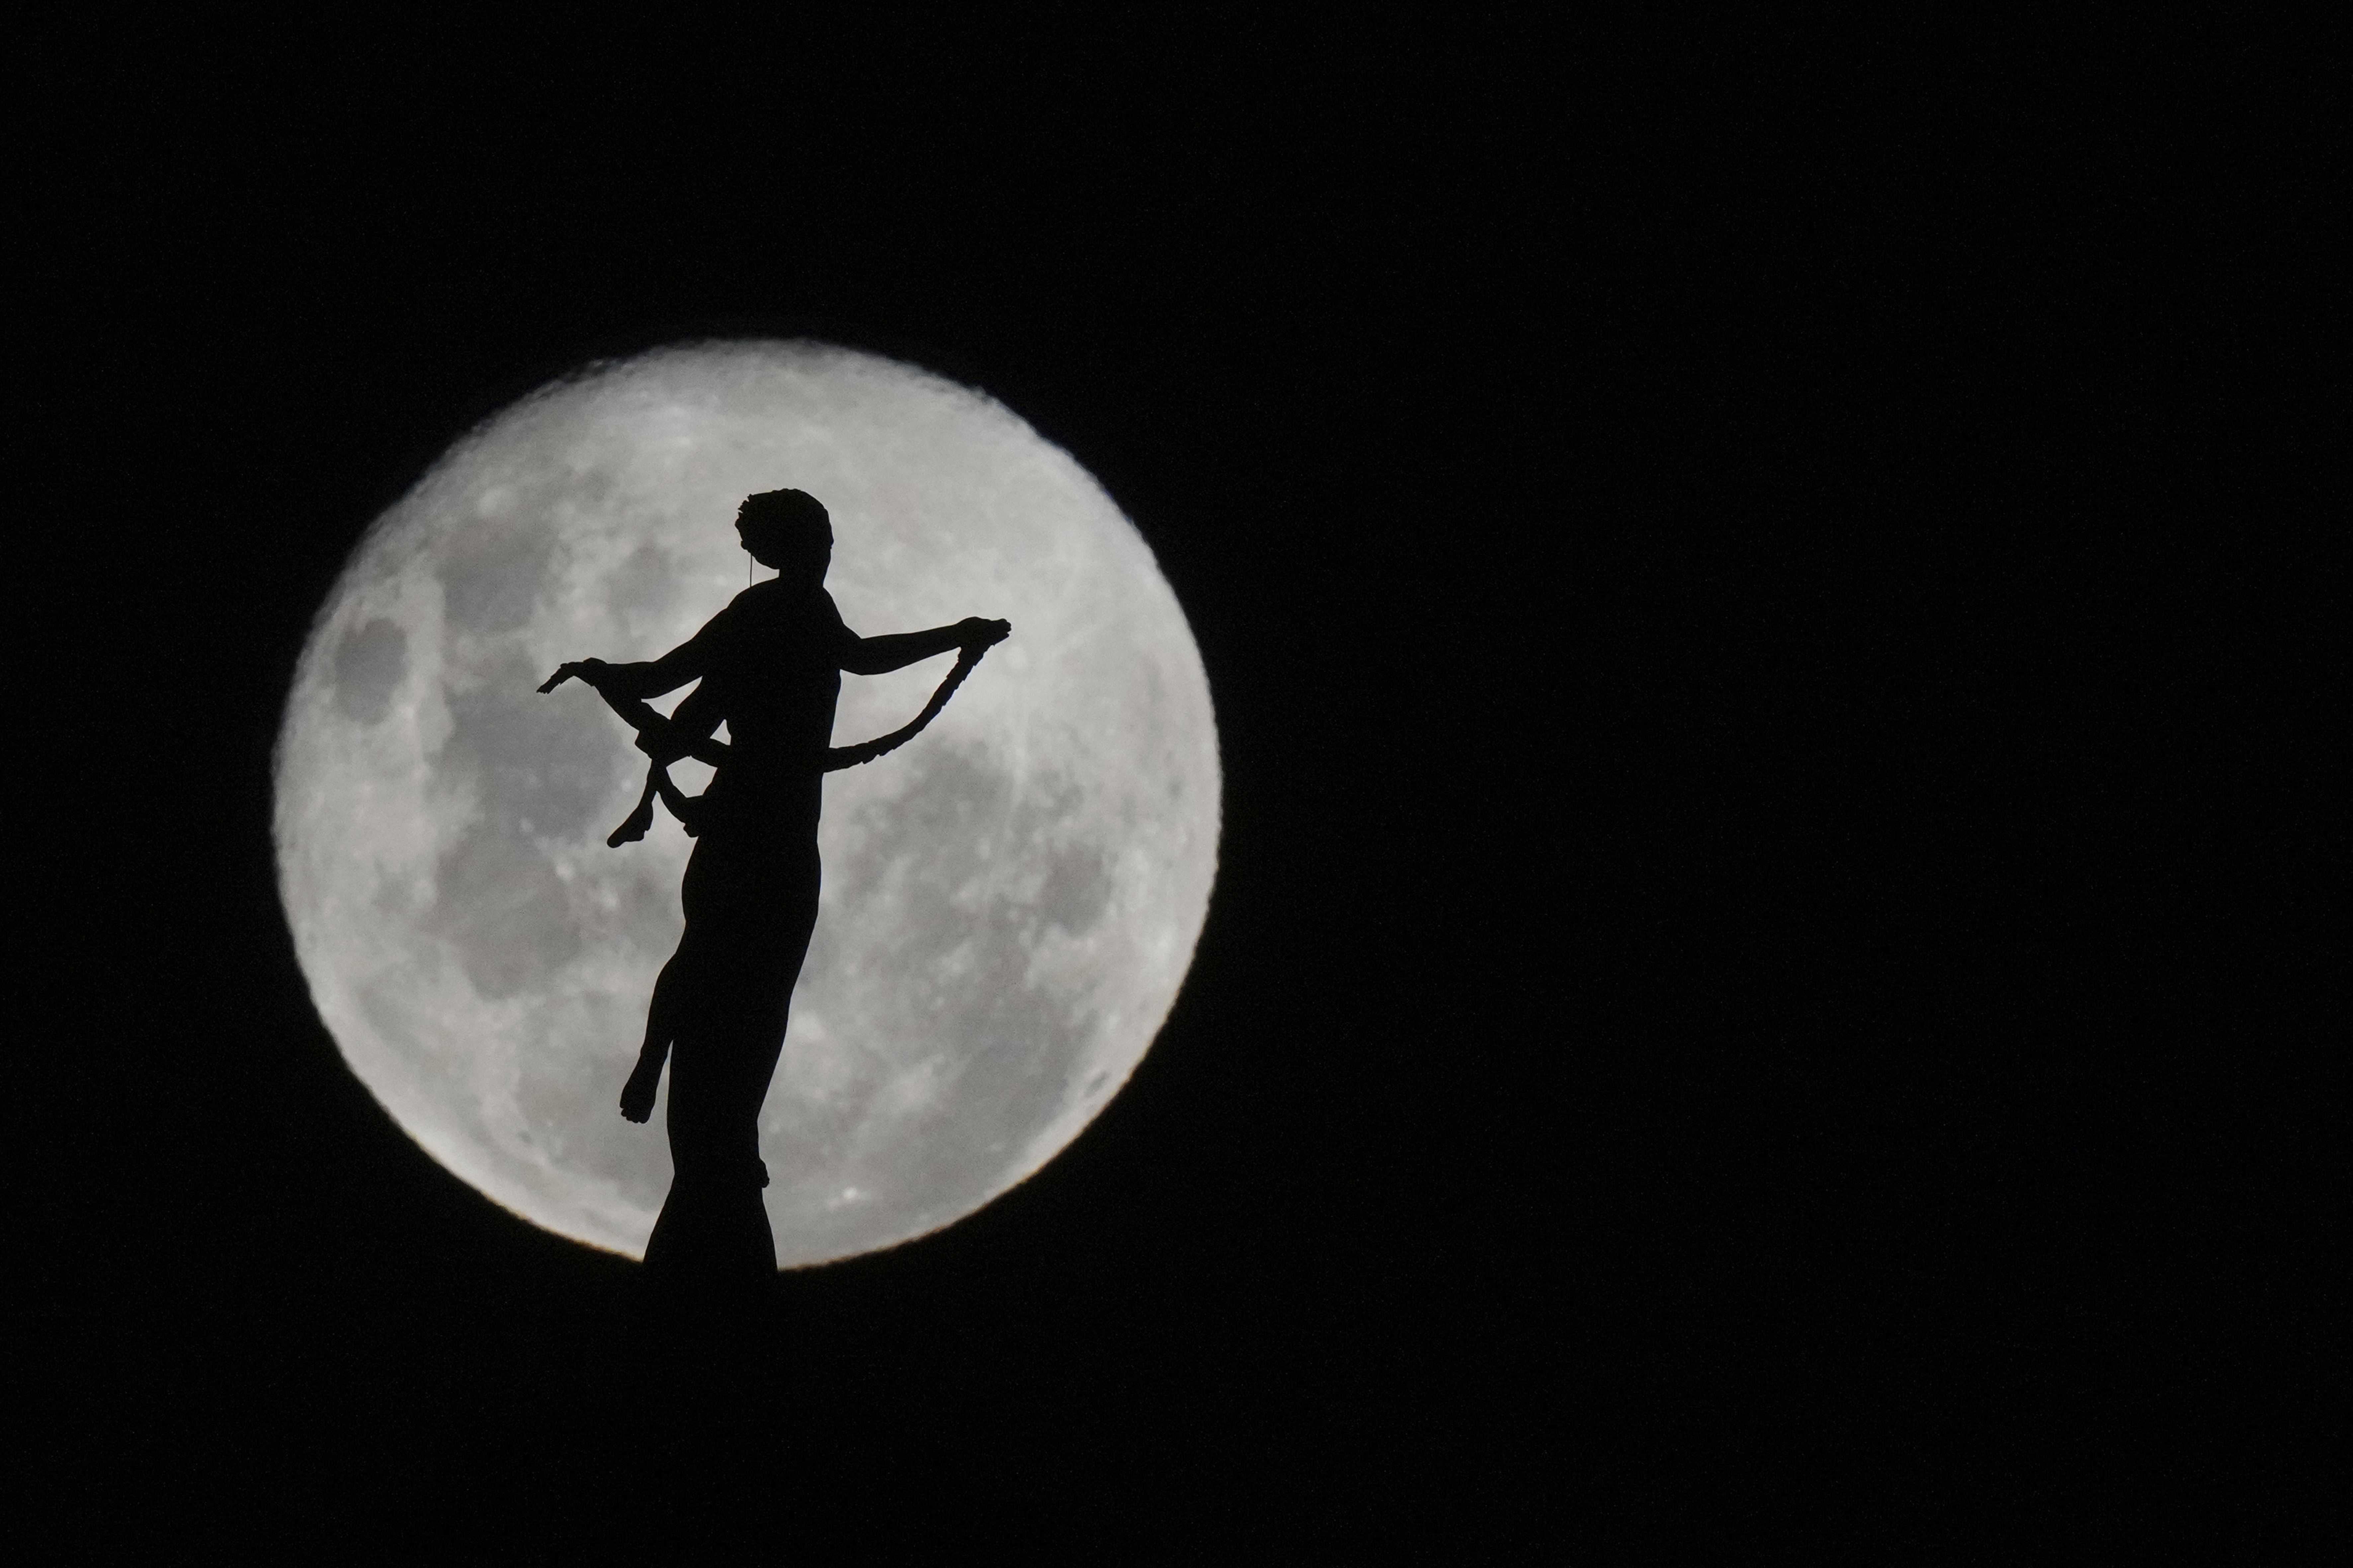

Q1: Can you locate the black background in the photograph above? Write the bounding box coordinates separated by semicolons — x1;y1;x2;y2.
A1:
20;16;2341;1555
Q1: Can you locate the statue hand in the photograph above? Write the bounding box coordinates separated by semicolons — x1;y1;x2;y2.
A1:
956;617;1011;652
634;723;692;764
619;1056;662;1123
538;657;610;694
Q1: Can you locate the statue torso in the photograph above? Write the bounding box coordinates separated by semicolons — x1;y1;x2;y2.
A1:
695;582;854;837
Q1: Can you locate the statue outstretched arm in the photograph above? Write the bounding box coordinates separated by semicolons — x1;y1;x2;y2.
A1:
537;619;719;701
824;639;994;772
841;617;1009;675
540;621;736;848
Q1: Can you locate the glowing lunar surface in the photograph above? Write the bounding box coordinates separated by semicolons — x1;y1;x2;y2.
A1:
273;342;1219;1265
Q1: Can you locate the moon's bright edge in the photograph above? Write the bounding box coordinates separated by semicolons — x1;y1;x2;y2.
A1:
273;342;1220;1267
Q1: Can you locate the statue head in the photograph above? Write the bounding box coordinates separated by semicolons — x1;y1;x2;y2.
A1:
735;489;833;584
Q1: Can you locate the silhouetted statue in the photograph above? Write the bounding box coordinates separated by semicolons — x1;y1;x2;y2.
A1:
541;489;1007;1299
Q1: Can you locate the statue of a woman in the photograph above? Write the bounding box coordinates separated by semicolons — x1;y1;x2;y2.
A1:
541;489;1008;1290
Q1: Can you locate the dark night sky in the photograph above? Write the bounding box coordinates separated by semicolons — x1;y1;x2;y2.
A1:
20;17;2339;1555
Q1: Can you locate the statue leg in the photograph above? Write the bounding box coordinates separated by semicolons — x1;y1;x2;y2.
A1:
643;850;820;1292
619;946;688;1124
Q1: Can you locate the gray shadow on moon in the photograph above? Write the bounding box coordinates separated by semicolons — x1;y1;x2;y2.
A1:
332;619;407;725
274;339;1220;1267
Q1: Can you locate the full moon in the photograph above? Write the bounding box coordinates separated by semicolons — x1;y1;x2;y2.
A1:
273;341;1219;1266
